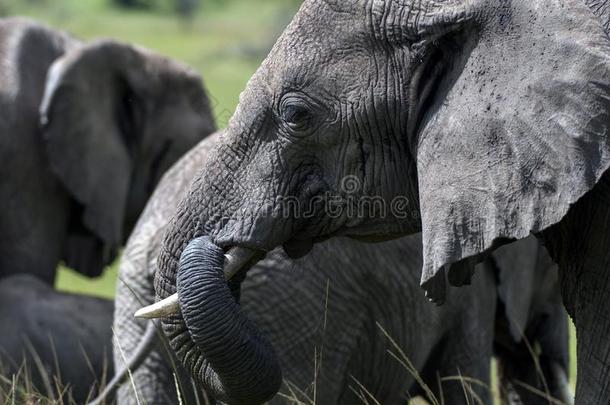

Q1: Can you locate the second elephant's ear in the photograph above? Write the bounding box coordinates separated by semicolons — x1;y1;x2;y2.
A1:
414;0;610;300
40;41;151;267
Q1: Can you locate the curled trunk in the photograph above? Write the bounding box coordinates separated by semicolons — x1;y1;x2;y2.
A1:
170;236;282;405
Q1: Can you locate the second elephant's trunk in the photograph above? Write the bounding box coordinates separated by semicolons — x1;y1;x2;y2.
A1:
173;236;282;405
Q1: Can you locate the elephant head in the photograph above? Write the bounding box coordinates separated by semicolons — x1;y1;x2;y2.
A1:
149;0;610;403
40;40;216;277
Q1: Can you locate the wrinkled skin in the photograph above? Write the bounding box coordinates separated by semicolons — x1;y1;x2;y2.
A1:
114;135;222;405
152;1;610;403
0;275;114;403
115;134;571;405
0;17;215;284
185;234;497;405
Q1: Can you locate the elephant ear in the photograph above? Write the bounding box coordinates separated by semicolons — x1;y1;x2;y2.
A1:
414;0;610;301
40;41;151;276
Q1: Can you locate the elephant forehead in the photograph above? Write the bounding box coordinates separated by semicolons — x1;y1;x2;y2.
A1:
268;1;370;64
255;6;393;99
306;0;363;16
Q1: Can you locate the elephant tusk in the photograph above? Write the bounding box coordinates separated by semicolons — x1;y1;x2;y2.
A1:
134;246;256;319
134;294;180;319
223;245;258;280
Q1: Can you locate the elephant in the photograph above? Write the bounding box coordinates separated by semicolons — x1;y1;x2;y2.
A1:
113;133;572;405
128;0;610;403
0;17;216;285
492;237;572;404
0;274;114;404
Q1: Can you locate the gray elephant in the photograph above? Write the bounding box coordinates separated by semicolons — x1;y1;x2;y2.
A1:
113;133;571;405
493;238;572;404
0;274;114;403
0;17;216;284
129;0;610;403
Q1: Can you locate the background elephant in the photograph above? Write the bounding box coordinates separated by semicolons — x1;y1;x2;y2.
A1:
114;133;571;405
492;238;572;404
0;274;114;404
0;16;216;284
141;0;610;402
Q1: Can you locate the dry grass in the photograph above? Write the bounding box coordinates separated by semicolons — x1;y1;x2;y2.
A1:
0;326;572;405
0;361;107;405
0;283;572;404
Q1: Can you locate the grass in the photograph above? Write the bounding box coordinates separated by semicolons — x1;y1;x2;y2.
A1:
0;305;574;405
0;345;113;404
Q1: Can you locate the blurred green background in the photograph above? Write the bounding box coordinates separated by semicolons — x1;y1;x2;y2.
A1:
0;0;300;299
0;0;578;394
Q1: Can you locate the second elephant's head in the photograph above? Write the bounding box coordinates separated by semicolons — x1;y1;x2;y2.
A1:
41;40;216;276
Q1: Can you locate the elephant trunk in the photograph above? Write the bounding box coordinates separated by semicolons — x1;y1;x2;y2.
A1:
174;236;282;405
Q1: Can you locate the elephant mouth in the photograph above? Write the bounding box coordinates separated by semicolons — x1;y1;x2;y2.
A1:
135;244;258;319
137;235;317;319
155;236;282;404
282;238;314;259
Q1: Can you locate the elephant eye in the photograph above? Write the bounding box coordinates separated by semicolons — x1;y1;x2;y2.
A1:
283;104;310;127
279;95;316;133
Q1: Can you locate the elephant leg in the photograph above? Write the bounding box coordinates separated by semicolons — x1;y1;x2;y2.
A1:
542;174;610;404
420;269;496;405
495;311;572;404
496;342;569;405
496;341;539;404
560;261;610;405
536;307;573;405
429;358;492;405
424;336;493;405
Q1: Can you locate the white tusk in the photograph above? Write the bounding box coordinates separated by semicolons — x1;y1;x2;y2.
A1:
134;246;256;319
134;294;179;319
223;246;257;280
